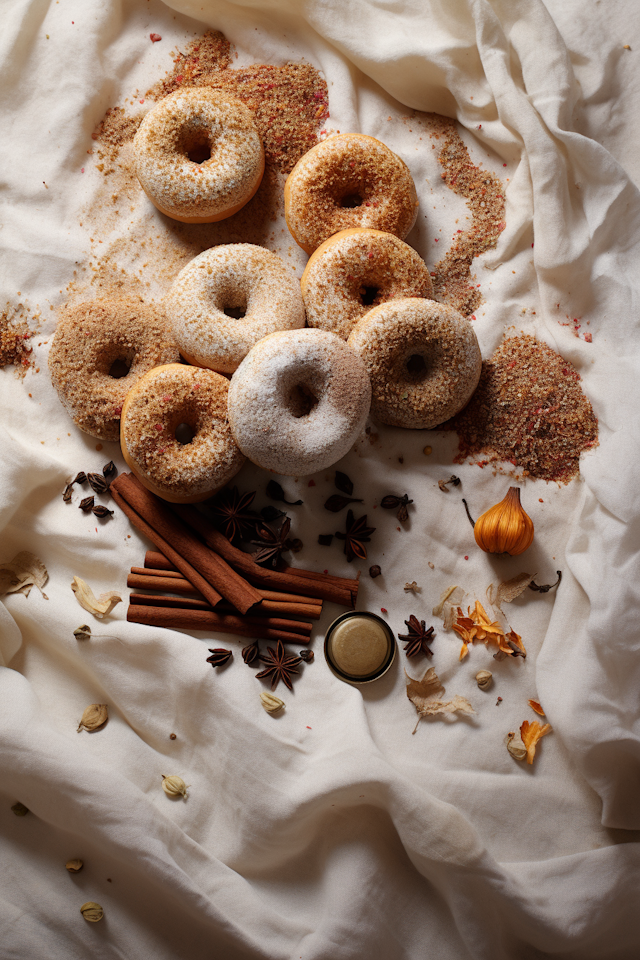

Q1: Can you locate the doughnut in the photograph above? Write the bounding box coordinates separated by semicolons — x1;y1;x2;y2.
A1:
301;228;433;340
133;88;264;223
48;298;180;441
227;328;371;476
165;244;305;374
284;134;419;254
347;298;481;429
120;364;244;503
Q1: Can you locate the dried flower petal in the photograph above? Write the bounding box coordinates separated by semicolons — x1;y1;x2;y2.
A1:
520;720;552;764
242;640;260;664
334;471;354;495
451;601;526;660
0;551;48;599
206;648;232;667
260;692;285;714
528;699;545;716
71;577;122;618
161;774;189;798
505;731;527;760
438;475;460;492
80;902;104;923
11;802;29;816
77;704;108;732
74;625;92;641
66;859;84;873
406;666;474;734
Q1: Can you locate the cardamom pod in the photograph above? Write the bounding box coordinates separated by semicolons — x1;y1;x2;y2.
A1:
77;704;108;733
260;692;285;714
161;775;189;799
87;472;108;495
11;802;29;816
62;483;74;503
505;731;527;761
66;859;83;873
80;902;104;922
299;649;314;663
79;496;95;512
476;670;493;690
74;625;92;641
92;505;114;519
74;472;87;485
102;461;117;482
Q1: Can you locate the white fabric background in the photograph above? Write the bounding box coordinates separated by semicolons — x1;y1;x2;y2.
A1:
2;0;640;957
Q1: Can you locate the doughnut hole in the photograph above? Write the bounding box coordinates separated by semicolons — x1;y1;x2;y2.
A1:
223;304;247;320
175;422;195;444
99;345;136;380
405;353;428;380
179;125;213;165
109;356;133;379
280;364;325;420
360;286;380;307
167;404;199;447
341;193;363;208
288;383;319;418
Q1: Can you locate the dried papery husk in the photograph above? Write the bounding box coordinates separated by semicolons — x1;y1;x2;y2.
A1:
77;704;108;733
260;692;285;714
71;577;121;618
432;585;464;629
528;699;545;716
0;551;48;598
80;902;104;922
476;670;493;689
505;731;527;761
487;573;535;610
520;720;552;764
161;775;189;799
66;859;84;873
74;625;92;641
474;487;534;556
453;601;526;661
405;667;474;734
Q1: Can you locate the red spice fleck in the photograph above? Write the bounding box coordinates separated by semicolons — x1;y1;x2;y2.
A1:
323;570;328;574
155;424;163;431
539;498;544;503
81;168;84;173
584;333;592;343
380;607;388;614
308;479;316;486
368;252;374;258
464;555;469;560
503;163;507;167
150;33;162;42
306;726;312;729
175;75;183;82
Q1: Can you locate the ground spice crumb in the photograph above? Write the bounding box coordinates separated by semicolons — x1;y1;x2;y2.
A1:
444;334;598;483
0;303;37;375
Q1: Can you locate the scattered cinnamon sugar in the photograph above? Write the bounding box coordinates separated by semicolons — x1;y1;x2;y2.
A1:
444;335;598;482
0;303;37;375
93;31;329;176
430;117;505;316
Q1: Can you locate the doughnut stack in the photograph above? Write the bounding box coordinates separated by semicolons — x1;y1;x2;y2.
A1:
50;92;482;502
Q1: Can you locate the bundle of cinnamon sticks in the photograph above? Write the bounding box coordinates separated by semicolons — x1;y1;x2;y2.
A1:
111;473;360;644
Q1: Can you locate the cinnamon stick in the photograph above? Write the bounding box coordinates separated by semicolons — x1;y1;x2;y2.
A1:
127;603;311;642
145;551;175;571
131;566;185;580
112;474;262;615
172;505;358;607
127;573;202;597
110;486;223;609
136;564;323;606
128;594;313;634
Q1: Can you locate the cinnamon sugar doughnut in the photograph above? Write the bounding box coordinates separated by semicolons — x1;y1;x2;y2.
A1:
133;89;264;223
301;228;433;340
284;134;419;254
165;244;305;374
227;329;371;476
120;364;244;503
347;299;481;429
48;298;180;441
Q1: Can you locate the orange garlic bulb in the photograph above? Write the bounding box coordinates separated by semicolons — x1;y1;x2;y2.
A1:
474;487;534;556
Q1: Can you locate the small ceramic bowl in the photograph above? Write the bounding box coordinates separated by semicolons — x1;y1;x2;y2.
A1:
324;611;396;686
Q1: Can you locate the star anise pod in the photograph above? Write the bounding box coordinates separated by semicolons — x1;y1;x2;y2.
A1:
335;510;376;562
380;493;413;522
398;616;435;658
256;639;302;691
209;486;258;542
249;517;295;567
206;648;233;667
241;640;260;664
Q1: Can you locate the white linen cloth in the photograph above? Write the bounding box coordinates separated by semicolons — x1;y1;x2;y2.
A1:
2;0;640;957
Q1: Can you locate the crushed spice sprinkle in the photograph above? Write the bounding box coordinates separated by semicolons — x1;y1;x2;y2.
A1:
445;334;598;483
0;303;37;375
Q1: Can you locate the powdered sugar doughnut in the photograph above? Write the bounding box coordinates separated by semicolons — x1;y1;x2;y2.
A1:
301;228;433;340
165;244;305;374
347;299;481;429
121;364;244;503
48;298;180;441
227;329;371;475
133;89;264;223
284;134;419;254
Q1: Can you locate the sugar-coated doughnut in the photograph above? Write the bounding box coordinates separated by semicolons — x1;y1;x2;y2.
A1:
301;228;433;340
165;244;305;374
284;134;419;254
227;329;371;476
48;298;180;441
133;89;264;224
120;364;245;503
347;298;481;429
